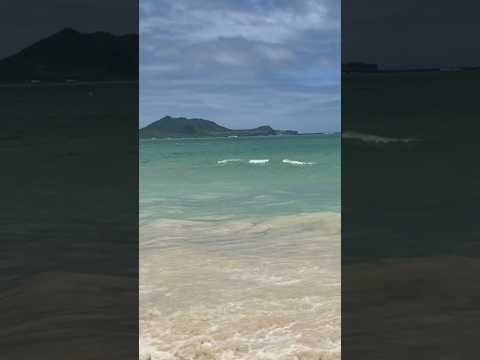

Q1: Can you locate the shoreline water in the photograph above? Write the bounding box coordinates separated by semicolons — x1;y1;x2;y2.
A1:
140;134;340;358
140;212;340;359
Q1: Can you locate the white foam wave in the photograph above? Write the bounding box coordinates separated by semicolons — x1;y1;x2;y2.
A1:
249;159;269;164
140;212;340;360
282;159;315;165
342;131;417;143
217;159;243;164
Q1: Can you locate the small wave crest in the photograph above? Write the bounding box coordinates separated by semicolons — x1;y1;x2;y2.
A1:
248;159;269;164
342;131;417;144
217;159;316;165
282;159;315;165
217;159;243;164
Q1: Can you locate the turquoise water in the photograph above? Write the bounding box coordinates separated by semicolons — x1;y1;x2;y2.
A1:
140;134;341;358
140;134;340;223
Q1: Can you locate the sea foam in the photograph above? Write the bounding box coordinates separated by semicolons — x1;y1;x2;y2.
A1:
282;159;315;165
249;159;269;164
140;212;340;360
342;131;417;143
217;159;243;164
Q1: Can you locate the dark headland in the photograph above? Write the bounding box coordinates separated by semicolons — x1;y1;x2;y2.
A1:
139;116;300;139
342;62;480;73
0;28;138;83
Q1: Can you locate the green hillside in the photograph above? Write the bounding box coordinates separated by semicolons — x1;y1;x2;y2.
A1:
139;116;298;138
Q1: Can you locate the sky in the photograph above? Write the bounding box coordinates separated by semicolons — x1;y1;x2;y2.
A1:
343;0;480;69
140;0;340;133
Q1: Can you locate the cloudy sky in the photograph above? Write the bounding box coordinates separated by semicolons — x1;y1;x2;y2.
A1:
343;0;480;69
140;0;340;132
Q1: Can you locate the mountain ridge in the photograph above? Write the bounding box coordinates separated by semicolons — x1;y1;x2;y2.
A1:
139;116;299;138
0;28;138;82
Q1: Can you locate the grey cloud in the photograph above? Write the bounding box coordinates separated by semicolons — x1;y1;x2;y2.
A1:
140;0;340;132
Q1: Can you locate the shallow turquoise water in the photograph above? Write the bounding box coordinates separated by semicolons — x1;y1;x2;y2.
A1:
140;134;341;358
140;134;340;223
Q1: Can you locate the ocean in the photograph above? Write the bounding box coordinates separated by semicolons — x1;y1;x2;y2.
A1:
1;82;138;358
342;70;480;259
140;134;341;359
341;70;480;358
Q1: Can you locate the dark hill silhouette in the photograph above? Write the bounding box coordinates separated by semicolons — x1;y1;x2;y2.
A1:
0;28;138;82
139;116;299;138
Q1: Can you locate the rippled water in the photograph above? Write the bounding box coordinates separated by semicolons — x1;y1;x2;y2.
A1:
140;135;340;359
140;135;340;223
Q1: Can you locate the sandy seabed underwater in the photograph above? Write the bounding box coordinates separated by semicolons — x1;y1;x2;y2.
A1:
139;135;341;359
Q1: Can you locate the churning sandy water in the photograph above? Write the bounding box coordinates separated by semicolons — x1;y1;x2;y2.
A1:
140;212;340;359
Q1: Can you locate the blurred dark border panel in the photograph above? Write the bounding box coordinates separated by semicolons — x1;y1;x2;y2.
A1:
342;0;480;358
0;1;138;359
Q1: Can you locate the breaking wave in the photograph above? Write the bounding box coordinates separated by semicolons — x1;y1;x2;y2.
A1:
248;159;269;164
342;131;418;143
217;159;316;166
217;159;243;164
140;213;340;360
282;159;315;165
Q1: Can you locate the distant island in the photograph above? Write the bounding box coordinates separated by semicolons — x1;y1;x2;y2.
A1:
139;116;300;139
0;28;138;83
342;62;480;74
